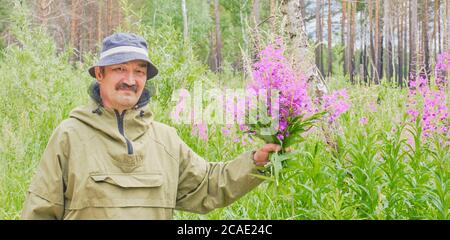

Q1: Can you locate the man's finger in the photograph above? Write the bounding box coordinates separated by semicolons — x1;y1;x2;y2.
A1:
262;144;282;153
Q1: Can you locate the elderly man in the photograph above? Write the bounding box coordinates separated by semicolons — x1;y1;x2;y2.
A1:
21;33;280;220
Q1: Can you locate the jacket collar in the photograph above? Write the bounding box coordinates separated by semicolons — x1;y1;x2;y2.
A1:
69;83;154;142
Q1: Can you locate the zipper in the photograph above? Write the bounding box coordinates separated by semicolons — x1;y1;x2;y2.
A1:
114;110;134;155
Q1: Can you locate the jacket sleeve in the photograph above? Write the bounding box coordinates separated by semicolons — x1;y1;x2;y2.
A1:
21;126;68;220
174;132;265;214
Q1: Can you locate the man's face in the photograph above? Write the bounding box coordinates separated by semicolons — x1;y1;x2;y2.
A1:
95;60;147;112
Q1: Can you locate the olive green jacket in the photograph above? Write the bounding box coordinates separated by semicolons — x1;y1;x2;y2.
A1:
21;101;263;219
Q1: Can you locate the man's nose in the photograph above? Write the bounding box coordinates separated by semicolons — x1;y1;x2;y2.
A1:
122;71;136;85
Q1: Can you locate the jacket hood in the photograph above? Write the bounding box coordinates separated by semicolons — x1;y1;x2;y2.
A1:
69;83;154;142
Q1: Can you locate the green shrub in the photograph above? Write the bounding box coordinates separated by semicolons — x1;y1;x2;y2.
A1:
0;6;91;219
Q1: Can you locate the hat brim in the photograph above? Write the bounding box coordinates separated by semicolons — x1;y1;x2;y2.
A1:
88;52;158;80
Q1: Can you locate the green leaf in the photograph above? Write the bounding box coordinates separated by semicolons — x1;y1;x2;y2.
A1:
249;173;275;181
271;152;283;186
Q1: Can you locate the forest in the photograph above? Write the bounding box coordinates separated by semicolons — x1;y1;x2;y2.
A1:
0;0;449;219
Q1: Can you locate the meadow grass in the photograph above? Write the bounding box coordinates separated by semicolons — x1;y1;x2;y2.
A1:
172;81;448;220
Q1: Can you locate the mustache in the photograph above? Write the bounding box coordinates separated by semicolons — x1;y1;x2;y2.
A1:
115;83;138;93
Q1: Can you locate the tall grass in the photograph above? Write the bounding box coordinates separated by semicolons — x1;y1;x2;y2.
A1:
0;7;92;219
175;81;449;220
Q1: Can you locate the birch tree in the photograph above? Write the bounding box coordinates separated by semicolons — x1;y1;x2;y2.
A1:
181;0;189;44
280;0;328;97
315;0;324;75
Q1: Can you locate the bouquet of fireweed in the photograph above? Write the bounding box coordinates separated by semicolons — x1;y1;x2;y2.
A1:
237;41;329;186
240;40;349;186
178;40;350;187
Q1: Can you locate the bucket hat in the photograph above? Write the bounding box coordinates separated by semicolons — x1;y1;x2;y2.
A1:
88;33;158;80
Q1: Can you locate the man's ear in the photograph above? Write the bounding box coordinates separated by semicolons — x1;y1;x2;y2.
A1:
94;67;103;82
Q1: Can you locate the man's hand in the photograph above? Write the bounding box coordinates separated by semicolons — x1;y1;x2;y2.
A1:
252;144;282;166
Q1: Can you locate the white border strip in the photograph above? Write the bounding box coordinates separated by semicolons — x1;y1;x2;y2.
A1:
100;46;148;59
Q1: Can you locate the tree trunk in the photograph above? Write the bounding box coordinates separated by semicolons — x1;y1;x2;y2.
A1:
438;0;442;54
362;5;369;83
368;0;376;84
281;0;333;149
398;4;404;87
70;0;81;57
299;0;307;25
207;31;216;71
342;0;347;76
433;0;439;58
445;0;448;52
421;0;430;80
373;0;380;83
214;0;222;72
384;0;393;82
251;0;260;26
55;1;67;50
375;0;383;83
280;0;311;72
280;0;328;98
404;1;409;81
315;0;324;75
378;16;384;82
350;0;356;84
88;2;95;52
409;0;418;81
97;0;103;44
347;0;352;83
79;0;86;56
270;0;276;33
107;0;113;35
374;0;379;77
181;0;189;44
327;0;332;76
37;0;52;28
117;0;123;29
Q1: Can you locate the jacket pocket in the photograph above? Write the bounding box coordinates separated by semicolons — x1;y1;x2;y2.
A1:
90;173;163;188
68;172;174;210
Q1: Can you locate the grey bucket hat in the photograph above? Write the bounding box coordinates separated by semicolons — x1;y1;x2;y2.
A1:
88;33;158;80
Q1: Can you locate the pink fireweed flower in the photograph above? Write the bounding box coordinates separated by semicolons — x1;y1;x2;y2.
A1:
277;133;285;141
240;135;253;146
246;39;315;140
407;74;449;140
221;125;232;136
360;117;368;125
225;91;246;125
192;123;208;141
171;89;190;123
435;52;450;89
323;89;351;123
408;75;428;92
368;102;378;112
407;137;414;146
